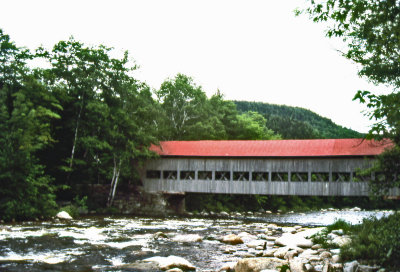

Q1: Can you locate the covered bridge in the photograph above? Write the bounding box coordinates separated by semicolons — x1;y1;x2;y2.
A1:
142;139;398;197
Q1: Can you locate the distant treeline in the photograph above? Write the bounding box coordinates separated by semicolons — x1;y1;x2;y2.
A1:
234;101;363;139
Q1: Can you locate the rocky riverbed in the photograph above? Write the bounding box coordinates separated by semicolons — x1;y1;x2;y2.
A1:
0;209;392;272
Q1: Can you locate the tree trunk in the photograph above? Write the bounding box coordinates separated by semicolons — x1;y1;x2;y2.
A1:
107;155;121;207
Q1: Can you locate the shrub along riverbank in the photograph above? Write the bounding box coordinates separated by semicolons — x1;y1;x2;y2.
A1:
311;213;400;271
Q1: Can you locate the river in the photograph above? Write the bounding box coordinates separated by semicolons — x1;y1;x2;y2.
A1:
0;210;392;271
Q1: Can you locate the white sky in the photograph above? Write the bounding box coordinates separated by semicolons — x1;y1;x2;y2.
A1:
0;0;387;133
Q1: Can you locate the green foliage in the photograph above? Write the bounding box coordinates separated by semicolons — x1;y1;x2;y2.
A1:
234;101;362;139
156;75;280;141
341;213;400;269
311;219;353;248
278;264;290;272
0;29;58;221
301;0;400;193
60;196;88;218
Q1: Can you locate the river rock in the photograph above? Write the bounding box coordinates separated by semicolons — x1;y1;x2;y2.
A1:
274;247;289;259
246;240;266;249
223;246;237;254
143;256;195;271
264;235;277;241
308;255;321;262
358;265;381;272
218;262;236;272
275;233;312;248
166;269;183;272
289;258;307;272
312;244;322;250
56;211;72;220
332;229;344;235
153;232;169;239
263;248;278;257
275;227;323;249
0;226;11;231
238;232;258;242
120;261;159;270
235;257;288;272
319;251;332;259
331;254;340;263
331;263;343;271
282;227;297;234
332;235;351;247
220;211;229;217
172;234;202;243
221;234;244;245
344;261;359;272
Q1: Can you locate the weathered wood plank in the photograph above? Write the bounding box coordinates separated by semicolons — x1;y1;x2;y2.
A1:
142;157;399;196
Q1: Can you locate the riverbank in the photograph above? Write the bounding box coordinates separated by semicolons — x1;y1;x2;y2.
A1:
0;210;394;271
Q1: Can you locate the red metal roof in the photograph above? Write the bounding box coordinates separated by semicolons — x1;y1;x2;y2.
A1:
150;139;392;157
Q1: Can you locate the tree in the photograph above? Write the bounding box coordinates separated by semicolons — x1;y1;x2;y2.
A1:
0;29;58;221
231;111;279;140
155;74;210;140
300;0;400;141
39;38;158;206
300;0;400;193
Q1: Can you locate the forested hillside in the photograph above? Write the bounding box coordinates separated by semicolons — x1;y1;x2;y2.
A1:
234;101;363;139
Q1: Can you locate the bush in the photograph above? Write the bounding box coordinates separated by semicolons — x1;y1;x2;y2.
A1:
59;196;87;218
341;212;400;269
311;219;353;249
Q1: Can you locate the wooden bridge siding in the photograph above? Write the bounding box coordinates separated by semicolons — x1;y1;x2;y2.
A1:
142;157;382;196
143;179;372;196
145;157;373;172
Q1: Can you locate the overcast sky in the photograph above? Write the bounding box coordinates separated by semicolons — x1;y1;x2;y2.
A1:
0;0;386;133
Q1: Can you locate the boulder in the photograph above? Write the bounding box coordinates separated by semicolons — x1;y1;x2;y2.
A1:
221;234;244;245
319;251;332;259
220;211;229;217
143;256;195;271
262;248;278;257
282;227;297;234
332;236;351;247
167;269;183;272
275;233;312;248
172;234;202;243
238;232;258;242
264;236;277;241
274;247;289;259
311;244;322;250
343;261;359;272
289;258;307;272
331;254;340;263
218;262;236;272
284;250;299;260
56;211;72;220
235;257;288;272
153;232;169;239
0;226;12;231
246;240;266;249
275;228;323;249
331;263;344;272
304;263;314;271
